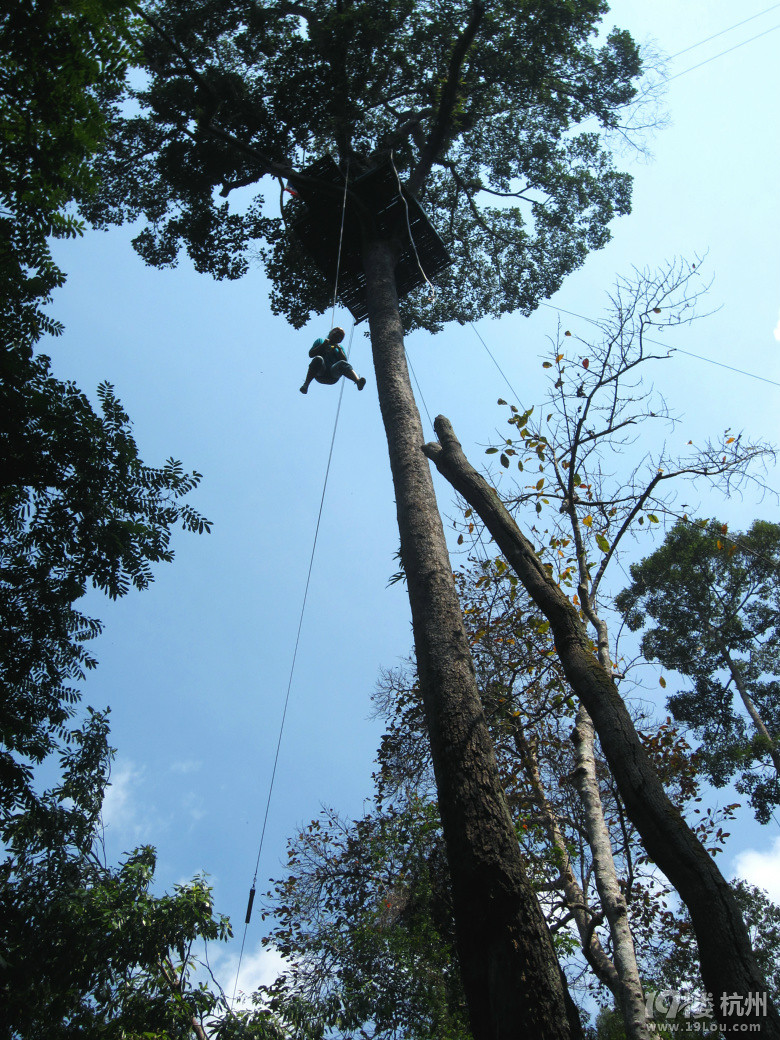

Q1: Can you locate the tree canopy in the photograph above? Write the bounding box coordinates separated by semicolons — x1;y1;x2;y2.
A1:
616;519;780;823
83;0;641;330
0;0;136;343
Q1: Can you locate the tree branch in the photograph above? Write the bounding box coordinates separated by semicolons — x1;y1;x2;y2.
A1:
135;4;373;222
407;1;486;195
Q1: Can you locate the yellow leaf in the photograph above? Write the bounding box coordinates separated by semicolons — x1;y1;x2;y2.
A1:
659;676;667;688
582;515;593;528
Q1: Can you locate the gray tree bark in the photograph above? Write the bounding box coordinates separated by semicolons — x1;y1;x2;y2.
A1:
511;721;623;997
422;414;779;1039
571;707;650;1040
362;237;582;1040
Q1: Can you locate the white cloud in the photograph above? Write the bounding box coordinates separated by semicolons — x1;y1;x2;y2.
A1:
100;760;166;852
170;759;202;774
182;790;207;824
101;760;145;832
773;311;780;342
733;836;780;903
211;942;290;1009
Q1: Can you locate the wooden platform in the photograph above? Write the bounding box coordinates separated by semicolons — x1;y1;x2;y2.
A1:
292;155;451;324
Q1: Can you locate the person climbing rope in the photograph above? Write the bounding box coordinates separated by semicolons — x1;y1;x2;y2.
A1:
300;326;367;394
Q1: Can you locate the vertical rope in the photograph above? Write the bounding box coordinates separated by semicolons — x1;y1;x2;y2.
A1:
231;166;354;1011
330;160;351;329
389;149;436;305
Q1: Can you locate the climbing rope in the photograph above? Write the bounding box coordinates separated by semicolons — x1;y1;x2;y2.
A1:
390;149;436;306
231;163;353;1010
330;160;350;329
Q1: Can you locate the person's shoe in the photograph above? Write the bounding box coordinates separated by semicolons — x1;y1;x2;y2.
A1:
300;384;308;394
357;376;366;391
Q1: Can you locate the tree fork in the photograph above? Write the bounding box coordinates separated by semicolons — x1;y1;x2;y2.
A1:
422;414;779;1039
362;237;582;1040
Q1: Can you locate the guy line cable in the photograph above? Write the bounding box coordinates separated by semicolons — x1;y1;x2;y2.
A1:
231;162;352;1011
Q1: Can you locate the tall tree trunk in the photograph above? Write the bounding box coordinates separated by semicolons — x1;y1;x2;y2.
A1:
362;237;582;1040
571;708;650;1040
422;415;780;1039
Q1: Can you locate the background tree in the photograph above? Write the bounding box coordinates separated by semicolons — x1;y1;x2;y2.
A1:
0;708;290;1040
616;518;780;823
0;0;136;343
83;2;648;1035
1;9;233;1036
421;262;777;1033
0;350;210;820
261;800;471;1040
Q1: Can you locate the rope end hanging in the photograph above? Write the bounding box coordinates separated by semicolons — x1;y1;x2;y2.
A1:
245;885;256;925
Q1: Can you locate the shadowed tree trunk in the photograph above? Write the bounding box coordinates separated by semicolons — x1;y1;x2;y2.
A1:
362;237;582;1040
422;414;780;1040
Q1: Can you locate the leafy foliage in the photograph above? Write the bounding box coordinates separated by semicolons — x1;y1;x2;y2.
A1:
261;800;471;1040
83;0;642;330
0;709;232;1040
0;0;136;342
636;878;780;1013
0;342;211;819
616;519;780;822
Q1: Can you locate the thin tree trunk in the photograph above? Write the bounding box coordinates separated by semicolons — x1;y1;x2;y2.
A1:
422;415;779;1039
511;721;623;998
719;642;780;776
574;584;649;1039
571;707;650;1040
362;237;582;1040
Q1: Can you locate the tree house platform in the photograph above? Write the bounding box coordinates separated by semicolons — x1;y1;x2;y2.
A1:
292;155;451;324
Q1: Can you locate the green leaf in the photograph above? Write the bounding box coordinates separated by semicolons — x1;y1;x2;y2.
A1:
595;533;610;553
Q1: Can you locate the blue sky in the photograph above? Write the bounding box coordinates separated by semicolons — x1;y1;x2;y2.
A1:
45;0;780;1002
